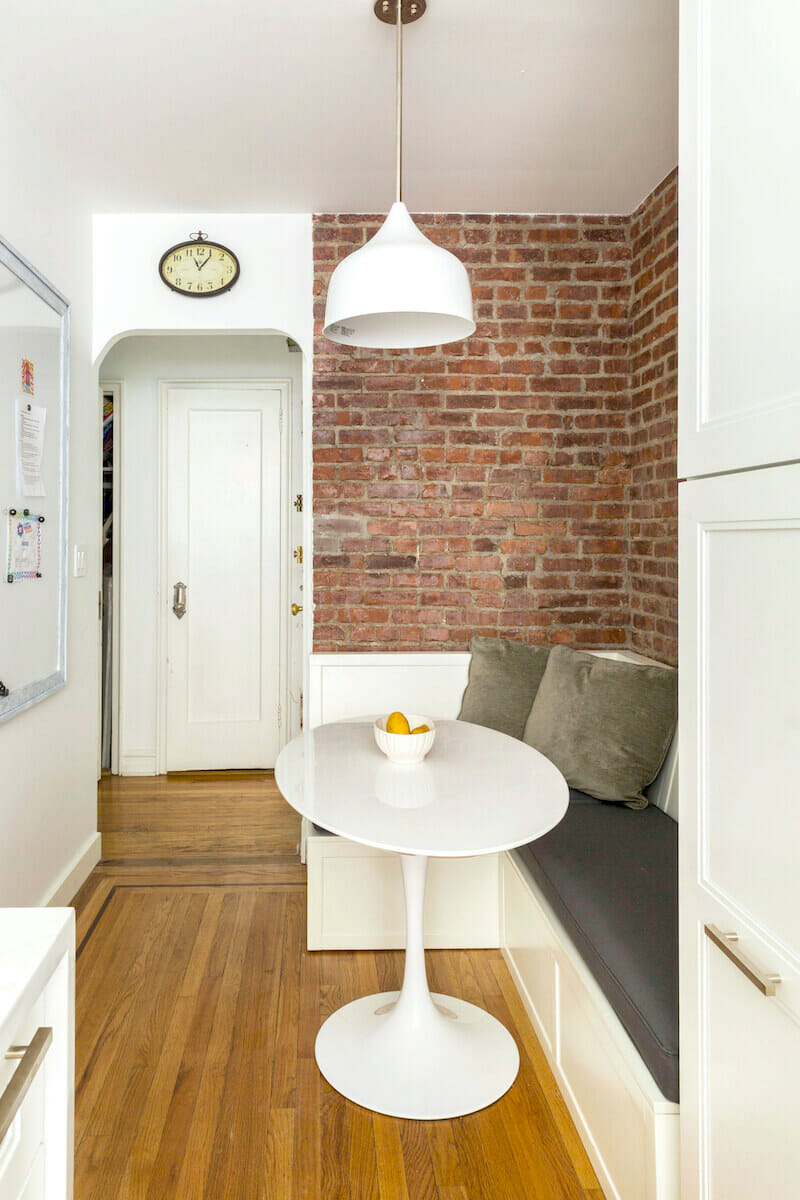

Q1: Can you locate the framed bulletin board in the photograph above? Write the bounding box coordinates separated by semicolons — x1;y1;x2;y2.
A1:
0;234;70;722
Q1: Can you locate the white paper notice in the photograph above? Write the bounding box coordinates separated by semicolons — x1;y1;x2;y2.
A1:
16;402;46;497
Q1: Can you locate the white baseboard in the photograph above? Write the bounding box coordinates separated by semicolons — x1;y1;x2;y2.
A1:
41;831;102;908
119;752;159;776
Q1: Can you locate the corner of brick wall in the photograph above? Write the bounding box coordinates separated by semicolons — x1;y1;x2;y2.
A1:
312;213;633;651
627;169;679;666
312;180;678;663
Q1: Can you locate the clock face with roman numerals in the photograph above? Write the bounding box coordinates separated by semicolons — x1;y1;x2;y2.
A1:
158;237;240;297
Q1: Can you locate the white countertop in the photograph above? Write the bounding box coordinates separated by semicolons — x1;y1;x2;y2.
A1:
0;908;74;1046
275;719;568;857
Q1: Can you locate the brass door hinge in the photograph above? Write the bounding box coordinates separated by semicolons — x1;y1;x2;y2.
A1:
293;545;303;565
294;494;303;513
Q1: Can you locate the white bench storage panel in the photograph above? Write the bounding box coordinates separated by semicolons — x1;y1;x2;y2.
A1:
305;651;498;951
306;837;499;950
501;851;679;1200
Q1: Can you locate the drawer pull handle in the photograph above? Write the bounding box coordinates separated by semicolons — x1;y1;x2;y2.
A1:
704;924;782;996
0;1027;52;1145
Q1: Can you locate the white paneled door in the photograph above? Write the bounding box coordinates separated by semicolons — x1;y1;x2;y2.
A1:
165;384;286;770
679;465;800;1198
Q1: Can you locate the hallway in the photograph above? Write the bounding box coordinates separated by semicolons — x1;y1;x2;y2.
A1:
71;774;603;1199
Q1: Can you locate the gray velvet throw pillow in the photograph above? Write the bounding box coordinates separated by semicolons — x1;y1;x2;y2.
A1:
458;637;551;739
522;646;678;808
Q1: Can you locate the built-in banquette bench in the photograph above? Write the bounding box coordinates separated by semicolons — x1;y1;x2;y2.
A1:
304;650;679;1200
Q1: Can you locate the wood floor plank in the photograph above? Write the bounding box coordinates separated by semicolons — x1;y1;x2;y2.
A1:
178;889;224;996
398;1119;438;1200
144;974;224;1200
292;1057;321;1200
265;1108;295;1200
171;893;252;1200
347;1102;380;1200
320;1079;350;1200
269;890;304;1110
426;1119;465;1193
373;1114;410;1200
203;891;286;1200
91;861;307;884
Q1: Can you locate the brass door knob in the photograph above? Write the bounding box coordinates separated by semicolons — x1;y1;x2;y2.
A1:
291;603;303;616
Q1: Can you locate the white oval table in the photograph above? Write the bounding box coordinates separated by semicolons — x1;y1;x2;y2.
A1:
275;718;568;1119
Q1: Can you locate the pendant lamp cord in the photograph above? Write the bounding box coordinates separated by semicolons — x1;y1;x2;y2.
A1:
395;0;403;202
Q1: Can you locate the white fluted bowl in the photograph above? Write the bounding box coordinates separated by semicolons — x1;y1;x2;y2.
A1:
374;715;436;765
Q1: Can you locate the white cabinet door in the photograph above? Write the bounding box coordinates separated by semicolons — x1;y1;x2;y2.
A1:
679;0;800;479
165;384;287;770
679;465;800;1199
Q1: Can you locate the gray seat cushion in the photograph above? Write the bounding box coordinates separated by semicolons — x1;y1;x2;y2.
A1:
511;790;679;1101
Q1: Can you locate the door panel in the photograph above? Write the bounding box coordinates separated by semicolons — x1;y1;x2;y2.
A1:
679;465;800;1199
702;524;800;951
166;385;284;770
679;0;800;478
186;408;263;725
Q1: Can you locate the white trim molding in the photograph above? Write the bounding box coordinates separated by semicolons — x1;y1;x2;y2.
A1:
41;832;102;908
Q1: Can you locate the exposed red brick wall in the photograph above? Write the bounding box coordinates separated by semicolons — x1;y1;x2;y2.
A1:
628;170;679;666
313;213;633;651
312;181;678;661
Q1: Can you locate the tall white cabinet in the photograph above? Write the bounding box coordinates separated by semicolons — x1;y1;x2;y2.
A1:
679;2;800;1197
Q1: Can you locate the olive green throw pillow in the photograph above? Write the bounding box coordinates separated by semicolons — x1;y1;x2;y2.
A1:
458;637;551;739
522;646;678;809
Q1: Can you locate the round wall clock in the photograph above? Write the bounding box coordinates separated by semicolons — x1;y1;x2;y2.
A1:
158;232;240;298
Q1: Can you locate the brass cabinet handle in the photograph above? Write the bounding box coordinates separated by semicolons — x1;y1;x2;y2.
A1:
172;581;187;620
291;603;303;616
704;924;782;997
0;1027;52;1145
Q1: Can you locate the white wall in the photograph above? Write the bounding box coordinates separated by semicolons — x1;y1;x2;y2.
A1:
100;335;303;773
92;214;313;363
0;96;100;905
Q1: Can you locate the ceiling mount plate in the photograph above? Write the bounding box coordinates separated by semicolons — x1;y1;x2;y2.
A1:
374;0;426;25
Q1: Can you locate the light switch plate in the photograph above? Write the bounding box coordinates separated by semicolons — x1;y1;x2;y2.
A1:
73;544;87;578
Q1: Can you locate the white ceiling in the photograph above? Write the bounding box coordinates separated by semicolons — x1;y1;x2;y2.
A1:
2;0;677;215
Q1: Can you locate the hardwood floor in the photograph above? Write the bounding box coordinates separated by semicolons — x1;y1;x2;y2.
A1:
74;772;604;1199
98;770;302;862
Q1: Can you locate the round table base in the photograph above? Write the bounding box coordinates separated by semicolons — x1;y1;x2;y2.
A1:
315;990;520;1119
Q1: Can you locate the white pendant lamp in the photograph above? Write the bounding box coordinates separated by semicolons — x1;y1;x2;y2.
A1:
323;0;475;350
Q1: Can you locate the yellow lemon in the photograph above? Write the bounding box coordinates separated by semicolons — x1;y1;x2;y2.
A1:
386;711;411;735
411;724;430;734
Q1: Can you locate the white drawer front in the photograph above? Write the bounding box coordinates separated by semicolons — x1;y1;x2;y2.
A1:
0;997;46;1200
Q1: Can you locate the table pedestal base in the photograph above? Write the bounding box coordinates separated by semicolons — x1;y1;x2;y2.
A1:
315;988;519;1119
314;853;519;1119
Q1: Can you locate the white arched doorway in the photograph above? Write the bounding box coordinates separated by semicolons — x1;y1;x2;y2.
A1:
97;332;305;776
